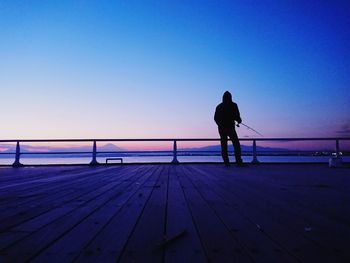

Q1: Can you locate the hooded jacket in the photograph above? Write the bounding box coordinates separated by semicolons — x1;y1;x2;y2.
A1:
214;91;242;128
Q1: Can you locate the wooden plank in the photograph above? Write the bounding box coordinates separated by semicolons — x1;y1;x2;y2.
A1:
0;166;86;183
0;166;135;248
191;164;350;262
4;166;143;231
164;165;207;263
11;167;135;232
0;166;136;217
117;166;169;263
0;166;150;261
0;166;120;213
0;232;29;251
28;166;158;262
0;166;107;191
0;166;120;202
243;165;350;227
0;166;133;232
176;165;252;262
73;166;163;263
201;164;350;261
183;165;298;263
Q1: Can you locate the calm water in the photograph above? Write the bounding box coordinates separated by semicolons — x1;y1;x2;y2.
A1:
1;156;349;165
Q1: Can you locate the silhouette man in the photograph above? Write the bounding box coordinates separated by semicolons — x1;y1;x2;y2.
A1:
214;91;243;167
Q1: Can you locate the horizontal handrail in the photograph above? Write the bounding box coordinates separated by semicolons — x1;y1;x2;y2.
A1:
0;137;350;143
1;150;347;155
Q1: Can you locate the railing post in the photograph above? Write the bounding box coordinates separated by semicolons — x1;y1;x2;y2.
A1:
171;140;179;164
90;140;99;165
251;140;259;164
335;139;340;157
329;139;342;168
12;141;23;167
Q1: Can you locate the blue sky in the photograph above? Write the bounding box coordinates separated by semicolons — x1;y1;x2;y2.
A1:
0;0;349;140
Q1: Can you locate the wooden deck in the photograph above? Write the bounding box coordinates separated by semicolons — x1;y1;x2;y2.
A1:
0;164;350;263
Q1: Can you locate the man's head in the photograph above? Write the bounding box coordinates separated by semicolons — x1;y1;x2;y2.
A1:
222;91;232;103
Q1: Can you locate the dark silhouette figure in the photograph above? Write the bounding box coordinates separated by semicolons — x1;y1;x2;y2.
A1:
214;91;243;166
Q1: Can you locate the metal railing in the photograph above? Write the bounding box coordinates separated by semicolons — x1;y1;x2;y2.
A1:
0;138;349;167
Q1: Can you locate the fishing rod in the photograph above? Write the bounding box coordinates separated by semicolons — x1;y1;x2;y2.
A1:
236;122;263;137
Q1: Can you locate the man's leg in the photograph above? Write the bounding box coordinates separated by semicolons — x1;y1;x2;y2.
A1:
228;128;243;164
219;128;230;165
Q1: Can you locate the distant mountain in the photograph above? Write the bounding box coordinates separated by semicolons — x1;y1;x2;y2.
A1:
99;143;124;152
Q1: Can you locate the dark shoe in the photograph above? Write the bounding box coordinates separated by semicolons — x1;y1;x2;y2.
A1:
236;162;247;167
224;162;231;167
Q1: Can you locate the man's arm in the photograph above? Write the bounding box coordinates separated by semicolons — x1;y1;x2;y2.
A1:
214;105;220;126
234;103;242;124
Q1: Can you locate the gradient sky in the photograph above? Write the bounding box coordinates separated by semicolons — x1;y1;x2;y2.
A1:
1;0;349;140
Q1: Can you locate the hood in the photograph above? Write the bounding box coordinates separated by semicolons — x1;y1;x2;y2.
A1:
222;91;232;104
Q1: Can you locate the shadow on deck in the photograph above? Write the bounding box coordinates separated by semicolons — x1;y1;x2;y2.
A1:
0;164;350;262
